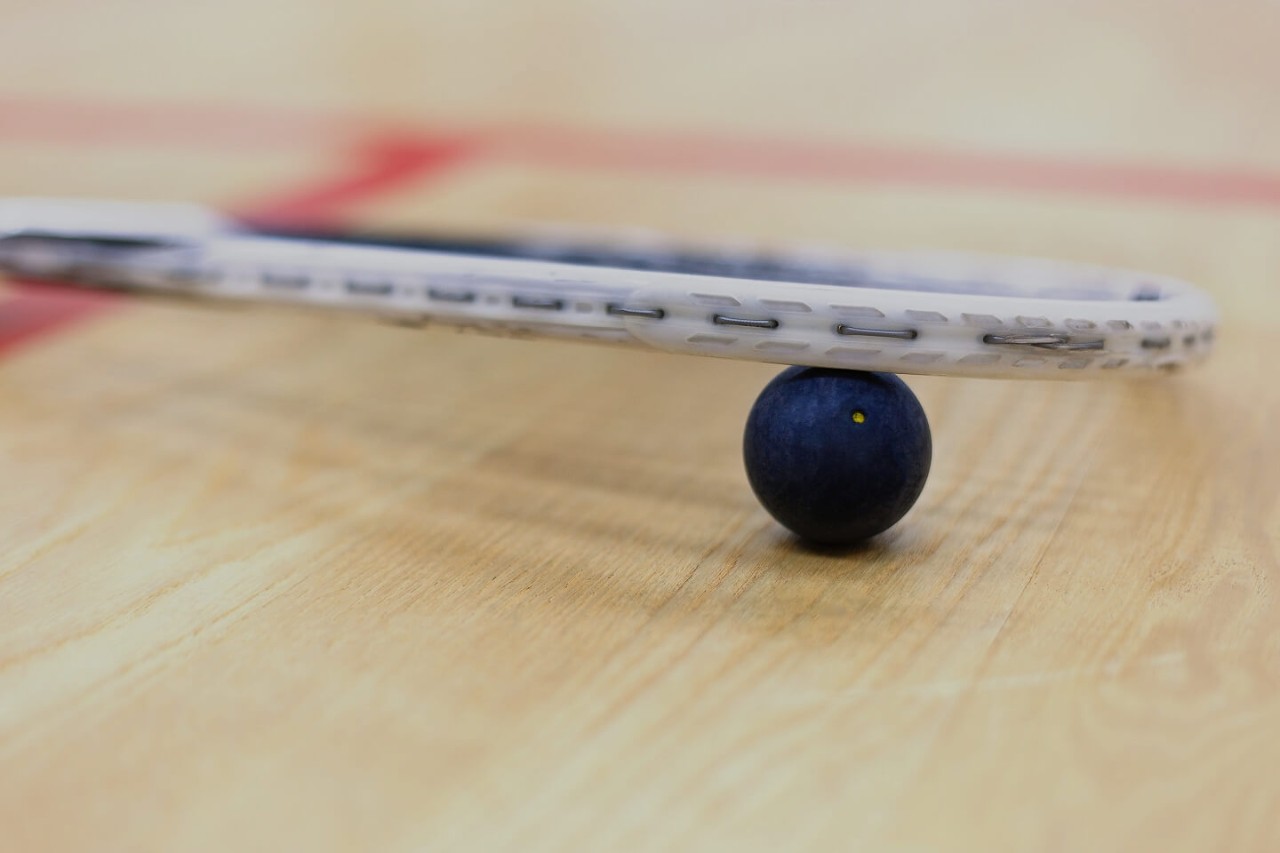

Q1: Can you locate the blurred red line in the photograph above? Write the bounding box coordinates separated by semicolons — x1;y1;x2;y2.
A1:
4;97;1280;357
489;126;1280;210
0;283;119;357
0;131;479;356
237;133;480;227
2;97;1280;211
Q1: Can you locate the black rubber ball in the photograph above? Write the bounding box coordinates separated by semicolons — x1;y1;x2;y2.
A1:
743;367;932;546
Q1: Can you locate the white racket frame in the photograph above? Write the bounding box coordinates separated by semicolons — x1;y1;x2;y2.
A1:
0;198;1218;379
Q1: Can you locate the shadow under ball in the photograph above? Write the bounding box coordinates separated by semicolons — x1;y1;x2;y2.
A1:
743;367;932;546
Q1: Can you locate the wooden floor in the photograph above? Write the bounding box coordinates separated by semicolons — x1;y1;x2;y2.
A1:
2;1;1279;850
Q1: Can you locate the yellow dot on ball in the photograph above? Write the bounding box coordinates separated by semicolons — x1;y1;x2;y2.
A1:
851;410;866;424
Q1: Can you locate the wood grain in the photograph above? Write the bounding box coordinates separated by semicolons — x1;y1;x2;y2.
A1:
1;1;1278;850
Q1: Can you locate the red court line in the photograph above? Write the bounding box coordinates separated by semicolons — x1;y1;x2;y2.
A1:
0;283;120;357
4;96;1280;356
3;97;1280;211
0;130;479;356
237;133;480;228
491;126;1280;211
